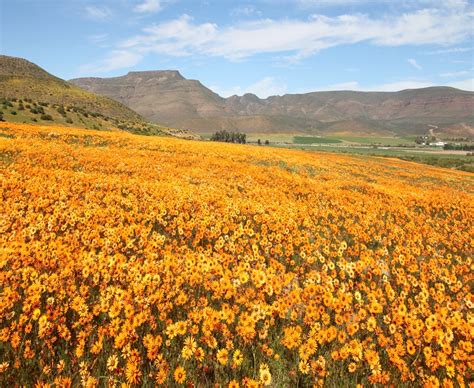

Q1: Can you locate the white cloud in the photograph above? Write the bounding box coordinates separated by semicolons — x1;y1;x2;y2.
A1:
88;34;108;45
245;77;287;97
135;0;162;13
297;0;383;6
117;5;473;63
230;5;261;17
367;80;435;91
300;80;434;92
212;77;287;98
85;5;112;21
322;81;361;90
426;46;472;54
216;77;474;97
79;50;143;74
407;58;422;70
81;1;473;75
440;70;471;77
448;78;474;91
308;78;474;92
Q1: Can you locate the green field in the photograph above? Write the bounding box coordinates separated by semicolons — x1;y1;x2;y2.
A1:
281;144;474;172
332;136;416;145
293;136;342;144
203;132;418;146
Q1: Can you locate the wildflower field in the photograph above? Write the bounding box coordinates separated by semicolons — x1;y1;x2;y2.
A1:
0;122;472;387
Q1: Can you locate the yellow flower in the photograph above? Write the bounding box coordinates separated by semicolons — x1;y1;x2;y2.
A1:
217;348;229;366
174;366;186;384
107;355;119;372
233;349;243;366
259;366;272;386
32;308;41;320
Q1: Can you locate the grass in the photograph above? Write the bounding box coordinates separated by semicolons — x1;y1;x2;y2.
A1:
203;133;418;146
293;136;342;144
0;101;198;138
0;74;142;122
331;136;416;145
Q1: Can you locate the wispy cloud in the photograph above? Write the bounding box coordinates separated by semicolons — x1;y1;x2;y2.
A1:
119;6;473;61
230;5;261;17
426;46;472;54
407;58;422;70
79;50;142;74
297;0;385;7
82;1;473;74
440;70;471;77
134;0;162;13
448;78;474;91
84;5;112;21
88;33;109;45
212;77;287;98
306;78;474;92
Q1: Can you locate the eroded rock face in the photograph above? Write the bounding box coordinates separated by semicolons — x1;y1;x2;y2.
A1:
71;71;474;136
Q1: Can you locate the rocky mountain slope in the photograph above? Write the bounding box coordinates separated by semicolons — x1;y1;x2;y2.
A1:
0;56;198;138
71;71;474;136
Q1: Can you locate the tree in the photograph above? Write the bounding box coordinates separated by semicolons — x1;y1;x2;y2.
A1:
257;139;261;145
265;140;270;145
210;130;247;144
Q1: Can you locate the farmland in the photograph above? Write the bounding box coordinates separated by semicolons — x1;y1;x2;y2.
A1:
0;122;473;387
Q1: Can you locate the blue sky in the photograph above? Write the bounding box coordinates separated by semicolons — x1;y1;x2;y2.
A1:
1;0;473;97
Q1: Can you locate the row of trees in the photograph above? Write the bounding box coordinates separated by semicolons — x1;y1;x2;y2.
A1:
444;143;474;151
210;130;247;144
209;131;272;145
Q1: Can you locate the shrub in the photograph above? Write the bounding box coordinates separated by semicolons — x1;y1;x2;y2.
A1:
40;114;53;121
57;105;66;115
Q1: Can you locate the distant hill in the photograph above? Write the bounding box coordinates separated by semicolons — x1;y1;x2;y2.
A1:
0;55;197;138
71;71;474;137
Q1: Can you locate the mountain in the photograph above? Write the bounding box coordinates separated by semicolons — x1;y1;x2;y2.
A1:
0;55;143;122
0;55;198;138
71;71;474;137
70;71;227;125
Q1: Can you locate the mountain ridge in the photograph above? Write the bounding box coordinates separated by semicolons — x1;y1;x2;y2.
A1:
0;55;200;138
70;71;474;136
0;55;143;123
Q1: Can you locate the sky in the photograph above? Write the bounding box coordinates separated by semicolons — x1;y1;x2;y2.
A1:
1;0;473;98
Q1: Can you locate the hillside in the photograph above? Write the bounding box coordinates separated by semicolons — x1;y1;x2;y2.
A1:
0;56;197;138
1;121;472;386
71;71;474;137
0;55;143;122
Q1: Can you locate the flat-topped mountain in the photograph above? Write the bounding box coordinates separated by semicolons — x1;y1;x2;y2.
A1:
72;70;226;125
0;56;199;138
71;71;474;136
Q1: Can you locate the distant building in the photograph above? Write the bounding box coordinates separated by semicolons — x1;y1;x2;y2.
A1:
430;141;446;147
